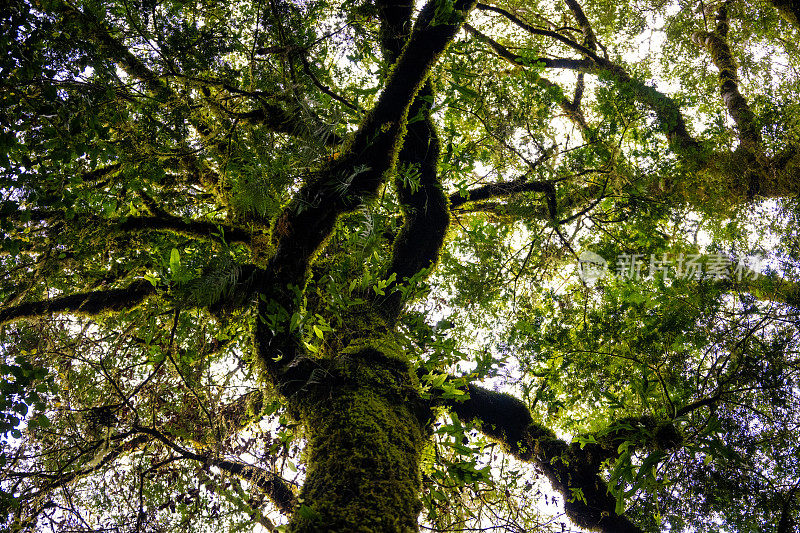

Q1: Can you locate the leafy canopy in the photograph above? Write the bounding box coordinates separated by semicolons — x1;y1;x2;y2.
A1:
1;0;800;531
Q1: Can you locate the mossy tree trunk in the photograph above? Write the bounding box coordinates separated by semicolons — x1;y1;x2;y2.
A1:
249;1;473;528
285;346;431;533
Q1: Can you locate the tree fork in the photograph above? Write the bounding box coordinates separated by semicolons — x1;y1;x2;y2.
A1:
254;0;477;373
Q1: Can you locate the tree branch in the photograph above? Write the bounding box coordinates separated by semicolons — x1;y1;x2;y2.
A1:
449;177;555;212
465;16;700;155
690;2;773;198
11;210;254;245
564;0;598;52
21;433;151;498
299;54;360;112
464;24;593;71
0;280;156;326
253;0;477;378
777;486;799;533
691;2;763;152
133;423;297;516
48;0;228;187
118;216;253;244
675;393;723;418
475;3;603;63
768;0;800;29
440;382;648;533
370;3;451;323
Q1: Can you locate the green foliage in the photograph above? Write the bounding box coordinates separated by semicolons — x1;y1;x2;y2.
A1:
2;0;800;531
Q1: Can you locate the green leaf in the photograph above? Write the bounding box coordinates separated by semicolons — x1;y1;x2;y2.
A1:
297;505;321;521
169;248;181;277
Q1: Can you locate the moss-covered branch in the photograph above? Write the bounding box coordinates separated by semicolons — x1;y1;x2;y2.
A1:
370;1;451;323
687;2;799;199
377;84;450;323
212;458;296;516
118;216;253;244
253;0;477;378
469;3;800;203
449;177;556;216
564;0;598;52
376;0;416;64
0;280;156;326
50;0;169;101
464;24;593;71
475;2;602;63
440;382;665;533
715;270;800;309
11;210;253;245
233;103;343;146
692;2;762;153
598;62;701;155
777;486;799;533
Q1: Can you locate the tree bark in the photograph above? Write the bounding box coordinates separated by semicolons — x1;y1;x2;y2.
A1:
286;345;431;532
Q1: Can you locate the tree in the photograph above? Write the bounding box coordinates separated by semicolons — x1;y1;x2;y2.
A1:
1;0;799;530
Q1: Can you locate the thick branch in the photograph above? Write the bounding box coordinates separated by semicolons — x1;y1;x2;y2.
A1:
212;458;296;516
236;103;343;146
691;3;762;152
377;81;450;322
689;3;771;198
777;486;799;533
475;3;602;63
464;24;593;71
599;61;701;154
377;0;415;64
564;0;598;52
443;383;646;533
118;216;253;244
13;210;254;245
675;394;723;418
0;280;156;326
449;178;556;214
371;5;450;321
254;0;476;377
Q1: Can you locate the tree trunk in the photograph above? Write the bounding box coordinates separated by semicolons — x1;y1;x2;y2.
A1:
287;344;431;532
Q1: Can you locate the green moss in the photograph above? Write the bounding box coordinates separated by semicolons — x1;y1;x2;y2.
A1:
288;344;431;533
